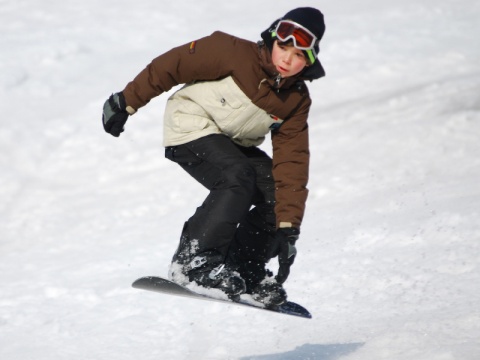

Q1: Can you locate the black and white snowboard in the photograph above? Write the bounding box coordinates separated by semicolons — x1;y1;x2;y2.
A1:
132;276;312;319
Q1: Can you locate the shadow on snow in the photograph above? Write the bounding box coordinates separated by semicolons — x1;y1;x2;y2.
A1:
240;342;364;360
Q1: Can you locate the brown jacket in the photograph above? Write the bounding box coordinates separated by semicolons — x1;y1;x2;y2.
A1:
122;31;315;229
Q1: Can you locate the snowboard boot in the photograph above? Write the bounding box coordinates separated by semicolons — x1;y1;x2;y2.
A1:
169;222;198;284
186;252;246;297
169;223;246;297
250;279;287;306
236;260;287;306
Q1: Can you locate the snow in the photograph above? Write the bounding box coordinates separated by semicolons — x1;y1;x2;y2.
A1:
1;0;479;359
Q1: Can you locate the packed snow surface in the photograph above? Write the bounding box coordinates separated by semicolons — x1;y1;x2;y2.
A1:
1;0;479;359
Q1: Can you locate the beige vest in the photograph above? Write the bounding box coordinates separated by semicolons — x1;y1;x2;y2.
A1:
163;76;284;147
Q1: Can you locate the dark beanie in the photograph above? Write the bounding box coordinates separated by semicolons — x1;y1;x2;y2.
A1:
282;7;325;44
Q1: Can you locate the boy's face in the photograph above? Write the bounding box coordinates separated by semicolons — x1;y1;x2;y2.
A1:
271;40;308;78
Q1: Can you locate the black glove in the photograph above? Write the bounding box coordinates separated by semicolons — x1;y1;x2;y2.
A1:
275;227;299;284
102;92;129;137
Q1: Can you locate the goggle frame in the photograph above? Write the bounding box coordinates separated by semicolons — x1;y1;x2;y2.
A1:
274;20;318;64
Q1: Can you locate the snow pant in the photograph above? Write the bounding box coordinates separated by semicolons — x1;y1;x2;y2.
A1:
165;134;277;270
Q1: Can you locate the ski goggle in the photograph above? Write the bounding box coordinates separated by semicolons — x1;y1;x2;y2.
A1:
273;20;318;64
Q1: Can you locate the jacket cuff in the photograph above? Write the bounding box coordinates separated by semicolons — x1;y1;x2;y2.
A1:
125;105;137;115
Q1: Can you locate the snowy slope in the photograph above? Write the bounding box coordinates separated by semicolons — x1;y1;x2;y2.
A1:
1;0;479;359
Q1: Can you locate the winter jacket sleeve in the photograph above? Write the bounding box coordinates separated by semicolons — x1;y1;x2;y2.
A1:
122;32;239;111
271;98;310;230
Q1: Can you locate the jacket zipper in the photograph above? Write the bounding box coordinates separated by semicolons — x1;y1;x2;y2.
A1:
274;74;282;90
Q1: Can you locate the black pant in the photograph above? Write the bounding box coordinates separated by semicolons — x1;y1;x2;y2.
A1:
165;134;276;264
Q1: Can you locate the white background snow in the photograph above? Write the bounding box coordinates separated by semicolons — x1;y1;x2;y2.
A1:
1;0;479;359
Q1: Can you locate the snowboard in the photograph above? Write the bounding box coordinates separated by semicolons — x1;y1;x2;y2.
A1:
132;276;312;319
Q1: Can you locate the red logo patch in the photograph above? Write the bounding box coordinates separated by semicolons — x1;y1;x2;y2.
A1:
189;41;197;54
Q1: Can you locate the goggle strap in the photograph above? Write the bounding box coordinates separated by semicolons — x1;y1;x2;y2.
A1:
306;49;316;64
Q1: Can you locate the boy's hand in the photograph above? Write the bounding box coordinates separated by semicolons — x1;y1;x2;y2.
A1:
102;92;129;137
275;227;299;284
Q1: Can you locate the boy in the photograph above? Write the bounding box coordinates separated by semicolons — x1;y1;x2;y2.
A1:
102;7;325;306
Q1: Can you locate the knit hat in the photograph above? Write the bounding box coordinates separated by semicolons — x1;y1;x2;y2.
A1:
261;7;326;80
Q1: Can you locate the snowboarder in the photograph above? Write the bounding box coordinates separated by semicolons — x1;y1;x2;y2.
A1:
102;7;326;306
